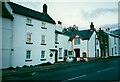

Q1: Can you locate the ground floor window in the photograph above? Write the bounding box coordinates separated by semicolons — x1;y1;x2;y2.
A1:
26;50;31;59
59;48;62;57
68;51;72;56
64;50;67;56
82;52;86;57
41;51;45;59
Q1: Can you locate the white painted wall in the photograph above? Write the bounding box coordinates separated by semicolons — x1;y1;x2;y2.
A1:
109;35;119;57
72;35;87;57
10;13;56;68
1;17;13;69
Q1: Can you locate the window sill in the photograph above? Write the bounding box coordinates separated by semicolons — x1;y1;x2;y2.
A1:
26;24;33;26
41;27;47;29
25;59;32;62
41;59;46;61
41;43;46;45
26;42;33;44
59;57;63;59
55;42;59;44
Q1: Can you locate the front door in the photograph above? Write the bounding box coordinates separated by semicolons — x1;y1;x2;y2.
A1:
55;51;58;62
74;49;80;57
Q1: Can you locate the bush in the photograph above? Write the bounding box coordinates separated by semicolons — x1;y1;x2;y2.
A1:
16;66;20;69
30;65;34;67
7;67;15;70
22;65;29;68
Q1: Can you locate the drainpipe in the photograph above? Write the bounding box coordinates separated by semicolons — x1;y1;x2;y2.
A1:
87;40;89;60
95;35;96;59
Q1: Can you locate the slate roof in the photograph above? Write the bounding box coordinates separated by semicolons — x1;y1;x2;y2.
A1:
55;30;69;36
64;29;94;41
5;2;56;24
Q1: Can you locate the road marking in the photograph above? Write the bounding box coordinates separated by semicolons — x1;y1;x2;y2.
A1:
97;67;115;73
62;75;86;82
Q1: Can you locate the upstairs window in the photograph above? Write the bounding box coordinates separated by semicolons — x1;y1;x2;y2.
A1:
41;35;46;44
41;22;46;29
27;33;32;43
115;47;117;54
114;37;116;44
74;38;80;45
55;34;58;43
96;39;98;45
26;18;33;26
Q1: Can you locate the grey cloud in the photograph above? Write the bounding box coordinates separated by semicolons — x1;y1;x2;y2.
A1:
81;8;117;19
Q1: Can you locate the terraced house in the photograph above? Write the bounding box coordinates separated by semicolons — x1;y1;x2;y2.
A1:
1;1;70;69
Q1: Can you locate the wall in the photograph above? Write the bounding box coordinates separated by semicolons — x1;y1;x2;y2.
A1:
72;35;87;57
1;17;13;69
11;13;55;68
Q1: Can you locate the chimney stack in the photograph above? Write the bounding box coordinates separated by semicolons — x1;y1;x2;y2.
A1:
90;22;94;30
43;4;47;14
58;21;62;25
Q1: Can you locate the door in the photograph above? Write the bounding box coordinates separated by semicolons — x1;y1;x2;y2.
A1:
74;49;80;57
112;48;113;56
97;49;99;57
55;51;58;62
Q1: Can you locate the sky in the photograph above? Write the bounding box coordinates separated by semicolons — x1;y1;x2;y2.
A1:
10;0;119;30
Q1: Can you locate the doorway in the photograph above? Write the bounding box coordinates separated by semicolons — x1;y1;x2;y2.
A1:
55;50;58;62
74;49;80;57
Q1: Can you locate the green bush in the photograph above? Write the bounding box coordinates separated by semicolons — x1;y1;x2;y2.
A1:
22;65;29;68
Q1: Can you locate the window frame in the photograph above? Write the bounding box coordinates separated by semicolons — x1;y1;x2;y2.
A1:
26;50;32;60
41;51;46;59
26;17;33;26
74;37;80;45
26;33;32;43
41;35;46;44
59;48;62;58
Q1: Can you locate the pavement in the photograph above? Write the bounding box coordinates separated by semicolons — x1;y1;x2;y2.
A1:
2;57;120;81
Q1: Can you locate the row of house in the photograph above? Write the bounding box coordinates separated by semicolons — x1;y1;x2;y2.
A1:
1;1;120;69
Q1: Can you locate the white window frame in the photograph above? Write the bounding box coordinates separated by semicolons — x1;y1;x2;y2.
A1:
41;51;46;59
41;22;45;27
55;34;58;42
75;38;80;45
27;33;32;43
26;17;32;25
26;50;32;60
41;35;46;44
59;48;62;57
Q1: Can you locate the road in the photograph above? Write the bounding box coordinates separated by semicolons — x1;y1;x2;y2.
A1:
3;58;120;81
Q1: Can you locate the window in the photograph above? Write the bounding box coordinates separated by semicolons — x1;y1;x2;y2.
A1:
68;51;72;56
26;18;32;25
75;38;80;45
41;35;45;44
42;22;45;27
41;51;45;59
26;50;31;59
55;34;58;43
114;37;116;44
96;39;98;45
83;52;86;57
59;48;62;58
27;33;32;43
64;50;67;56
41;22;47;29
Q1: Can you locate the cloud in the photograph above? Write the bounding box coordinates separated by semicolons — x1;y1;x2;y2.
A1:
81;8;117;19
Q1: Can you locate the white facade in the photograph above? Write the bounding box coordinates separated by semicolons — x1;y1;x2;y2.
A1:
55;24;70;62
71;31;101;61
108;34;120;57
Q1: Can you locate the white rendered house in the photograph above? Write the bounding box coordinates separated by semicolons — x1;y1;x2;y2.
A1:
1;2;57;69
65;22;101;61
104;29;120;57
